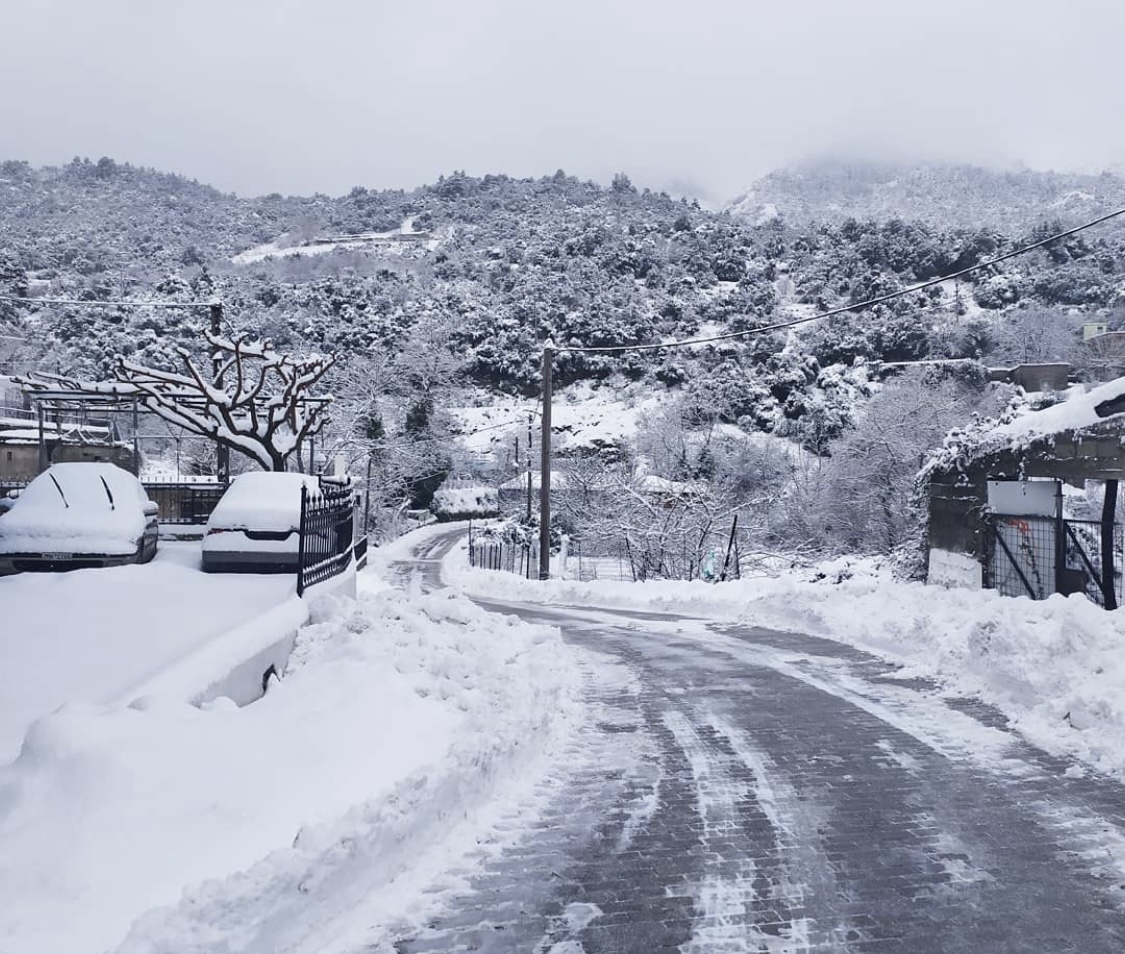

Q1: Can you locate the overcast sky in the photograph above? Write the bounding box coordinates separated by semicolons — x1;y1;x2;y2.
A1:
2;0;1122;200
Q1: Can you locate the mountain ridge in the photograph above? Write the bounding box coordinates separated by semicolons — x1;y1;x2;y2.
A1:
726;159;1125;230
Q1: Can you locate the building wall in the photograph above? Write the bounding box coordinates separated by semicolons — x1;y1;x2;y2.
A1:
0;442;135;480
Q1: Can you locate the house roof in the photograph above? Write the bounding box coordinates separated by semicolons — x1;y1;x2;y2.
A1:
927;376;1125;483
986;376;1124;446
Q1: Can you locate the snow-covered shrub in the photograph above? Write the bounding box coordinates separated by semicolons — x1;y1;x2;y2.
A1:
430;486;499;521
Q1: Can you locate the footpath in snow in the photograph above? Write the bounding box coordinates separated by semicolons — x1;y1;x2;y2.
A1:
447;547;1125;779
0;528;585;954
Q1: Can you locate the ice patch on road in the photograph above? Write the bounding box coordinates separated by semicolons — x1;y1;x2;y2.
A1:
930;830;995;885
666;710;815;953
876;739;922;773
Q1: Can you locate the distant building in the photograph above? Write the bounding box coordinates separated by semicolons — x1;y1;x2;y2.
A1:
986;363;1071;392
0;378;133;481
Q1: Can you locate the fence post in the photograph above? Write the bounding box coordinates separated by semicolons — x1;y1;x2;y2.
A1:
297;484;309;596
1053;483;1064;597
719;515;739;582
1102;479;1119;611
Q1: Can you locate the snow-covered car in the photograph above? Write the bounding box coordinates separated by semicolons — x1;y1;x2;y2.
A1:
201;471;318;572
0;462;159;574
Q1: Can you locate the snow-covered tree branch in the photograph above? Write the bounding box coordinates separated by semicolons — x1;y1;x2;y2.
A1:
18;334;334;472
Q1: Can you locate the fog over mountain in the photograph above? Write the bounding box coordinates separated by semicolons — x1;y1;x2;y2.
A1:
1;0;1121;200
726;160;1125;230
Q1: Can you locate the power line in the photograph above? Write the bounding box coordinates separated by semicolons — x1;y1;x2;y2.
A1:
0;293;219;309
556;206;1125;355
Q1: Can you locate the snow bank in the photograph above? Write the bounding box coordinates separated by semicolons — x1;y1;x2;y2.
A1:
448;552;1124;778
0;546;294;763
0;572;582;954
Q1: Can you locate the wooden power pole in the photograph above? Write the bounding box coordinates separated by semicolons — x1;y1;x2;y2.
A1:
538;345;553;579
209;302;230;484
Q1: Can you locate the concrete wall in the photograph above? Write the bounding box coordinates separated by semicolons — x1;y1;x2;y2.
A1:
927;547;983;589
116;566;357;710
0;441;134;480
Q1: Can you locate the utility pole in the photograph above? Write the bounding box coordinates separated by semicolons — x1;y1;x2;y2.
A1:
538;345;553;579
209;302;230;484
526;414;533;522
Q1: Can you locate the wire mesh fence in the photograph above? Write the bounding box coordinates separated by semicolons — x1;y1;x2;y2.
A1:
985;514;1057;600
983;514;1122;607
1062;518;1123;609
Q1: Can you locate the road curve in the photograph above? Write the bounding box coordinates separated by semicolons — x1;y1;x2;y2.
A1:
384;530;1125;954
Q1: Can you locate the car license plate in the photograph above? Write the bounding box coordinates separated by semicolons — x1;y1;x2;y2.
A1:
43;553;73;560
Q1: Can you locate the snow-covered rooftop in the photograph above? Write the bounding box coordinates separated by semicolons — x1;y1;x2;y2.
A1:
988;376;1124;442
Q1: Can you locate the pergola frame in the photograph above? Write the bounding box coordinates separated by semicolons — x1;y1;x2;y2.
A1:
24;389;332;479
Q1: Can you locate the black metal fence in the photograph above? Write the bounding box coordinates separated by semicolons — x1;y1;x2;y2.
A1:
297;479;358;596
0;480;27;501
143;481;226;524
468;541;539;578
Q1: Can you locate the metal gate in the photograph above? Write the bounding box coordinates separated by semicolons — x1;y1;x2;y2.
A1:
986;515;1056;600
297;479;357;596
1061;518;1122;609
985;514;1122;607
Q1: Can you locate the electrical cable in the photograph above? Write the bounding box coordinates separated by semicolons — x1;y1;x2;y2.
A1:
0;293;219;309
554;206;1125;355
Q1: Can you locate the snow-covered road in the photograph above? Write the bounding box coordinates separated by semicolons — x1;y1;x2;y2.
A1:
2;527;1121;953
397;529;1125;953
0;541;294;762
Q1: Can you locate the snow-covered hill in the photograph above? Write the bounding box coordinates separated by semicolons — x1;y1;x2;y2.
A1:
726;159;1125;230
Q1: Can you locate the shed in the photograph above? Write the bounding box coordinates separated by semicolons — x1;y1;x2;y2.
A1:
924;376;1124;608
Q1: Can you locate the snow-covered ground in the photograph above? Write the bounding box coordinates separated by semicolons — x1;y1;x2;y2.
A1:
2;519;1121;953
0;528;583;954
231;221;444;265
448;383;669;460
0;542;294;762
448;550;1125;779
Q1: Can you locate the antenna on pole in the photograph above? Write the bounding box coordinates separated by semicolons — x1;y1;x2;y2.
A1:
538;343;553;579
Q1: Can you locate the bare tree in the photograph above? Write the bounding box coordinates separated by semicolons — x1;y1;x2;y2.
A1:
19;333;334;471
991;305;1082;366
556;403;794;581
797;368;1000;554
